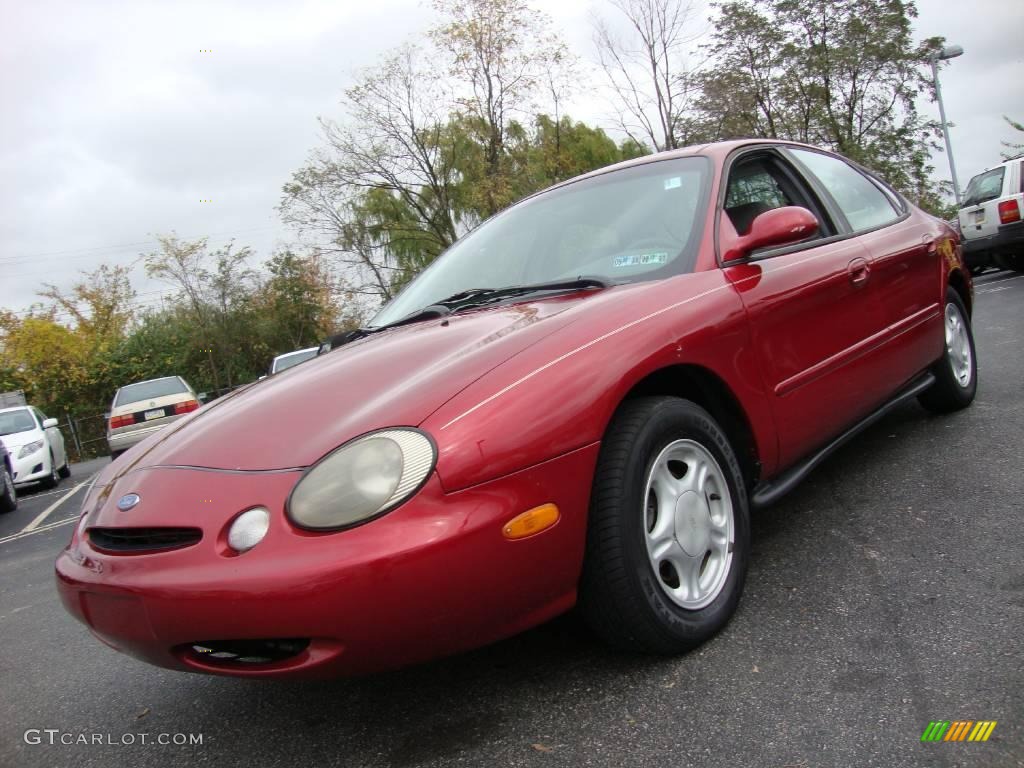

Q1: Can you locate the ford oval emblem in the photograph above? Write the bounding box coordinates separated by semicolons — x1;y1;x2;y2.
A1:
117;493;141;511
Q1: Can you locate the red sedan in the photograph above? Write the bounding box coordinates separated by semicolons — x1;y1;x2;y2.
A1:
56;140;976;678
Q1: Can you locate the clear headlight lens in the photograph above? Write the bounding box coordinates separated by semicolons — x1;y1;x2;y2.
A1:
287;429;436;530
18;440;44;459
227;507;271;553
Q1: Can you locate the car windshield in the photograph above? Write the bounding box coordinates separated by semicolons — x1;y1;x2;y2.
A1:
0;409;36;436
114;377;188;406
961;167;1005;207
371;156;711;327
272;348;317;373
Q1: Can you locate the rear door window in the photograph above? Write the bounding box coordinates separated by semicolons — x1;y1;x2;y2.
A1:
788;149;899;232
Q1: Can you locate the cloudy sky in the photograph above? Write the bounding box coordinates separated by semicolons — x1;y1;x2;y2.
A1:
2;0;1022;317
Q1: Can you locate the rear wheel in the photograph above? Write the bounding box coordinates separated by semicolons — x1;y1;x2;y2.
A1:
0;465;16;513
995;253;1024;272
58;457;71;479
918;288;978;413
579;397;750;654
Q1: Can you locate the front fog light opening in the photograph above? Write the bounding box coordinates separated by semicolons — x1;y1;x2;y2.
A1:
227;507;270;553
287;428;436;531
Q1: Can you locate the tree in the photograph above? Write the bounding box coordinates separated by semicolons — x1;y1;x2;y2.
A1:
593;0;706;152
256;251;341;350
431;0;574;215
144;234;257;390
696;0;945;207
1002;116;1024;160
280;45;463;303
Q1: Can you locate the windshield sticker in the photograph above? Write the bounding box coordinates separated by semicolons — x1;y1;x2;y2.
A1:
663;176;682;190
613;252;669;268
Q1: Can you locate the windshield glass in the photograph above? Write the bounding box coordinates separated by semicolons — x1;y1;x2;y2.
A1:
961;167;1004;207
114;377;188;406
0;409;36;436
272;348;317;373
371;157;710;326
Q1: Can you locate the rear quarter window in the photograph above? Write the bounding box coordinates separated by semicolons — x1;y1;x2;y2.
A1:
789;148;898;231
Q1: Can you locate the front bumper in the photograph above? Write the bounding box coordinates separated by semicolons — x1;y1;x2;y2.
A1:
960;220;1024;267
12;448;48;485
55;443;599;678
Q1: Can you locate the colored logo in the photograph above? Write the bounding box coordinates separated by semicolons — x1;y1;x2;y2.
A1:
921;721;997;742
117;493;141;511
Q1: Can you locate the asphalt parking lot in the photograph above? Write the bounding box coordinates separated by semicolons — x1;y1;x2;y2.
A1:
1;271;1021;768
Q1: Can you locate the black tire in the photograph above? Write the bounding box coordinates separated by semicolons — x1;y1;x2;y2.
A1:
579;397;750;654
110;450;124;462
0;465;16;513
39;452;59;490
58;459;71;479
918;288;978;414
994;253;1024;273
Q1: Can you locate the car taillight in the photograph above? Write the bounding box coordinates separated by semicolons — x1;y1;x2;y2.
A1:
174;399;200;415
998;199;1021;224
109;414;135;429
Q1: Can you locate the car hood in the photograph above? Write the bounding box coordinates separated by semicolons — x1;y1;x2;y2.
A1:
0;429;42;450
119;295;597;471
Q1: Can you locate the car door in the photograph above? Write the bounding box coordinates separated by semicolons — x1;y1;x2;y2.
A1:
786;147;943;387
718;147;890;469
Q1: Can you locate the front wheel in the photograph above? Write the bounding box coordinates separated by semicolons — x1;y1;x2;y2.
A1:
579;397;750;654
39;452;60;490
0;465;16;512
918;289;978;413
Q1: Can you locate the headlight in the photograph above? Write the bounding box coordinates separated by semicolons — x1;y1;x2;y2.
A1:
287;429;436;530
18;440;44;459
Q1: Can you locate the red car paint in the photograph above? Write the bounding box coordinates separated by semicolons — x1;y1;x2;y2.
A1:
56;140;970;677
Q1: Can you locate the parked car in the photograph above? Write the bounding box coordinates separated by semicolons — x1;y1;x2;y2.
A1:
0;439;16;512
956;154;1024;273
268;347;318;376
106;376;201;460
58;139;976;679
0;405;69;489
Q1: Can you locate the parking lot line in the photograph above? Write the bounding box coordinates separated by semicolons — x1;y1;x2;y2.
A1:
0;515;78;547
21;475;95;533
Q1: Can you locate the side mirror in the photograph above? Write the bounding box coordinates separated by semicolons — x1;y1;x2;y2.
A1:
727;206;819;260
197;393;209;404
42;418;58;429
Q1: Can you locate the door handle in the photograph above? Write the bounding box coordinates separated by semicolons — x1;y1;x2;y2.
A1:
848;257;870;287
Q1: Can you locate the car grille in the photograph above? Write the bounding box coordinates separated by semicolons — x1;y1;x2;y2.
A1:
185;638;310;665
88;527;202;553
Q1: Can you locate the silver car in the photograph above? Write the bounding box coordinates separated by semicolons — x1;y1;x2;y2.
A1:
107;376;200;459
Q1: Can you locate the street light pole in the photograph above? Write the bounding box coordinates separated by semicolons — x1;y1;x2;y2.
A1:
931;44;964;206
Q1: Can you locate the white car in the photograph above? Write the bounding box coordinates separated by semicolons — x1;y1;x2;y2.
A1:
107;376;201;460
269;347;318;375
957;155;1024;273
0;405;70;488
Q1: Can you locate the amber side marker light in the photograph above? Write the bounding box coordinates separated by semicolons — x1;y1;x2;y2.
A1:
503;504;560;540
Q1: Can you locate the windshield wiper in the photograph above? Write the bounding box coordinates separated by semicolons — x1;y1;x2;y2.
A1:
318;277;608;354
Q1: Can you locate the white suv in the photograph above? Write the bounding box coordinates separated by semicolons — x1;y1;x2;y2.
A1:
957;155;1024;273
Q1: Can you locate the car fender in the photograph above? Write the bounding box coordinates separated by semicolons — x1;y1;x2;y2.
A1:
421;271;778;492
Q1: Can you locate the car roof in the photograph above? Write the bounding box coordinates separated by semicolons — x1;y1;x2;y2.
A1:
0;406;31;415
526;138;829;200
116;375;185;389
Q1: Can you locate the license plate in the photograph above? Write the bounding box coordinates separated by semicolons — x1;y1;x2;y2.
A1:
144;409;164;420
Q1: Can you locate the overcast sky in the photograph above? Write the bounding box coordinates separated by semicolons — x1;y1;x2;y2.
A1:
2;0;1022;317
